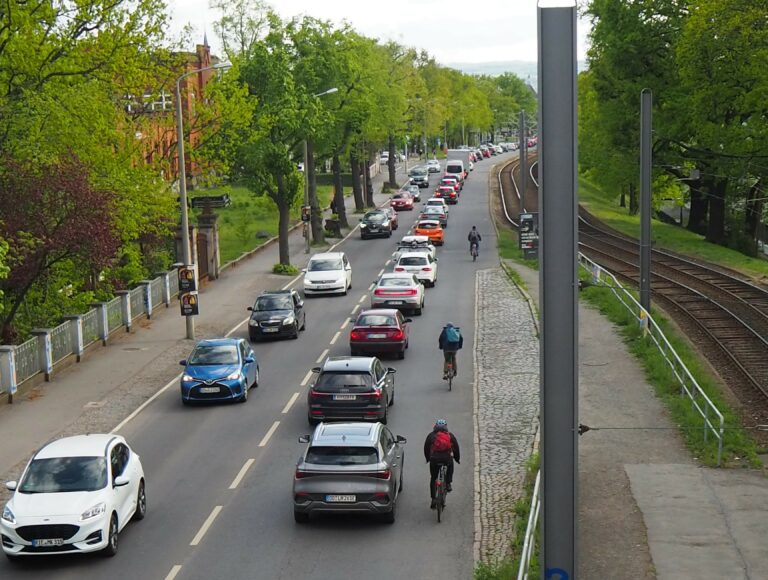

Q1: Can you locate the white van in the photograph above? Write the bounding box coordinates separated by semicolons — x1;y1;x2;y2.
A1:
444;159;466;182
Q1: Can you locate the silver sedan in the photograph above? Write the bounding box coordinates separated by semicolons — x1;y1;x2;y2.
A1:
370;272;425;315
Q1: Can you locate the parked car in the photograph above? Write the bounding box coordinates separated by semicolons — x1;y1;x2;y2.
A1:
350;309;412;357
1;434;146;558
247;289;305;341
360;210;393;239
379;152;389;165
393;235;436;261
394;252;438;287
408;166;430;188
180;338;259;404
303;252;352;296
419;206;448;228
390;192;414;211
426;159;441;173
370;274;425;315
307;356;396;425
414;220;444;246
293;422;406;523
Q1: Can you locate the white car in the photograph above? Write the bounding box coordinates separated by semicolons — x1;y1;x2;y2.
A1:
426;159;441;173
394;251;438;287
370;272;425;315
303;252;352;296
393;235;437;261
1;434;146;558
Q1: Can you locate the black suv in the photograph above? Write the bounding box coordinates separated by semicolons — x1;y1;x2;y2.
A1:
408;167;430;188
360;210;393;239
247;289;306;341
307;357;396;425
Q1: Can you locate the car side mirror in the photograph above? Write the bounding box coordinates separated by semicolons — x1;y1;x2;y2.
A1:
311;367;321;373
298;435;310;444
179;360;187;366
114;475;129;487
404;318;412;323
247;306;253;311
297;302;304;308
6;480;17;491
387;368;397;374
396;436;407;444
301;268;307;273
244;357;255;364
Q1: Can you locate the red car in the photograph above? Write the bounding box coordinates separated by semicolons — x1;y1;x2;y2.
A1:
390;192;414;211
440;176;461;193
384;206;399;230
434;185;458;204
349;309;411;359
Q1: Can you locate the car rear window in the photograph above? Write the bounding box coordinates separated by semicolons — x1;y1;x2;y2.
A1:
305;446;378;465
446;164;463;173
418;222;438;230
378;278;412;288
357;314;397;326
314;371;372;392
399;256;427;266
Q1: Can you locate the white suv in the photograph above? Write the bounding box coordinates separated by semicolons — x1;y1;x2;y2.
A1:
394;252;438;287
1;434;146;558
303;252;352;296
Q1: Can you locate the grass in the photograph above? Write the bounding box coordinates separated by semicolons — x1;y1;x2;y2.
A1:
191;183;335;263
497;226;539;269
579;177;768;280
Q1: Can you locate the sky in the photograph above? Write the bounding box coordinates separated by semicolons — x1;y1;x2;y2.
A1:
165;0;592;66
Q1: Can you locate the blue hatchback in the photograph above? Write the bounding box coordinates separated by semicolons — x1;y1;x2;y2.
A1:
180;338;259;404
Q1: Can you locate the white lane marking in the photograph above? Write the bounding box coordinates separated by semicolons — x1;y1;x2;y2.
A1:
385;260;391;266
316;349;329;363
112;373;181;433
377;268;385;277
329;331;341;345
301;370;314;386
165;565;182;580
259;421;281;447
282;392;300;414
229;459;255;490
368;283;375;291
340;319;350;330
190;506;223;546
351;304;360;314
358;294;366;304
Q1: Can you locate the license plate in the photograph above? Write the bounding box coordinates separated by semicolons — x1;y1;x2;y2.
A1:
32;539;63;547
325;495;356;503
368;333;386;339
263;327;278;332
333;394;357;401
199;386;220;393
387;301;403;305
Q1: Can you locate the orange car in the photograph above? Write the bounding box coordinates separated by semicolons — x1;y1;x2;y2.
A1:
414;219;444;246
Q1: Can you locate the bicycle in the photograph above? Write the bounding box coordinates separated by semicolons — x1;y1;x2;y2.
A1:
445;361;455;391
435;464;448;522
470;242;478;262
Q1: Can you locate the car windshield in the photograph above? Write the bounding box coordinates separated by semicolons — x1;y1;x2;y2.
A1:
446;165;463;173
188;344;239;365
399;256;427;266
410;169;427;176
392;193;406;199
364;212;386;222
314;371;372;393
19;457;108;493
305;446;378;466
378;278;413;288
254;295;293;311
357;314;398;326
309;259;343;272
418;222;438;230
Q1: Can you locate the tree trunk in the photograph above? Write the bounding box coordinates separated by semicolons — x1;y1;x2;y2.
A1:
687;179;708;235
744;178;762;255
619;189;626;208
628;182;638;216
350;151;364;211
332;155;348;228
277;198;291;266
387;134;397;188
364;150;374;207
706;179;727;245
307;140;325;245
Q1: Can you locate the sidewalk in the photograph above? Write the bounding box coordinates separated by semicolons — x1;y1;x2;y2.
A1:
508;260;768;580
0;164;405;500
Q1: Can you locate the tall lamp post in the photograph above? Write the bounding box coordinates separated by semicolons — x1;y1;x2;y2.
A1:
303;87;339;254
175;62;231;339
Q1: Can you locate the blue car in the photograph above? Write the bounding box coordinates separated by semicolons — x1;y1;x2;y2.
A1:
180;338;259;404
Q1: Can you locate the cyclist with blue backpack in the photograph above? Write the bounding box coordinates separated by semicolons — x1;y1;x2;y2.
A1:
439;322;463;380
424;419;461;509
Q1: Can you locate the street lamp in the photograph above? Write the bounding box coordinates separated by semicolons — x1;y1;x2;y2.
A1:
304;87;339;254
175;61;231;339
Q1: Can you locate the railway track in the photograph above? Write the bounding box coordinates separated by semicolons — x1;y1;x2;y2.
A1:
497;157;768;422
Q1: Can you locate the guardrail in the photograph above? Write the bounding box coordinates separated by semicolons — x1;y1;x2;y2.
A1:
517;470;541;580
0;268;180;398
579;253;725;465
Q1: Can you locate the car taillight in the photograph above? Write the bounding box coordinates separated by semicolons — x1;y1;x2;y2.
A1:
422;267;432;272
390;329;405;340
371;469;391;480
309;389;329;398
350;329;363;340
295;469;314;479
394;267;405;272
405;289;417;295
368;390;382;399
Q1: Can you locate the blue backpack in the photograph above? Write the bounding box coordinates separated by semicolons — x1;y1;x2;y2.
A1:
444;326;461;345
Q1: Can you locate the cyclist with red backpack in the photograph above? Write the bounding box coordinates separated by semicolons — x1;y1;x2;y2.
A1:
439;322;463;380
424;419;461;509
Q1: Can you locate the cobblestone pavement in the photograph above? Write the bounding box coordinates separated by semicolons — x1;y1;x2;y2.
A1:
474;268;539;564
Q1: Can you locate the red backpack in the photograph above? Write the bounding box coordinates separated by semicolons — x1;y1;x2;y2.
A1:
431;431;452;454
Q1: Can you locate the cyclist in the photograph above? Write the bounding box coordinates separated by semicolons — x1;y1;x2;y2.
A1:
468;226;482;255
438;322;463;380
424;419;461;509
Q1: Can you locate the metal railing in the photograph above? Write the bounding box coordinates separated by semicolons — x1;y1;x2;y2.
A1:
107;297;123;333
14;338;39;385
151;278;163;308
579;253;725;464
130;287;145;319
517;470;541;580
82;309;100;347
50;323;73;364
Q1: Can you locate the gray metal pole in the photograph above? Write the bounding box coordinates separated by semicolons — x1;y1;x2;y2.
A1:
175;78;195;340
538;4;578;578
640;89;653;314
304;138;310;254
519;111;527;203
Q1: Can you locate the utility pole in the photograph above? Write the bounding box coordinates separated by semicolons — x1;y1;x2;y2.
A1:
640;89;653;314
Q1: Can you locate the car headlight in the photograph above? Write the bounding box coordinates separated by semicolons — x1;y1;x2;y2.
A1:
282;315;295;326
360;223;367;228
249;319;259;326
382;220;390;226
226;370;242;380
80;502;106;521
2;504;15;524
182;374;195;382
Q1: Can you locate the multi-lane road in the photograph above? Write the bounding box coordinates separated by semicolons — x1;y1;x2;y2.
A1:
2;156;503;579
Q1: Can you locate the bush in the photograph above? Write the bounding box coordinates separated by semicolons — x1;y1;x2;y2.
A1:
272;263;299;275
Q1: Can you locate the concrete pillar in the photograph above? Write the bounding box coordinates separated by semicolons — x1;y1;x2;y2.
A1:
158;271;171;306
90;302;109;346
0;346;17;403
140;280;153;319
31;329;53;382
197;206;221;280
63;315;84;362
115;290;132;332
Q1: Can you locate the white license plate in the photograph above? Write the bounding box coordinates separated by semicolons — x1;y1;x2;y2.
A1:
325;495;356;503
199;386;220;394
263;327;278;332
333;394;357;401
387;301;403;305
32;539;63;547
368;333;386;339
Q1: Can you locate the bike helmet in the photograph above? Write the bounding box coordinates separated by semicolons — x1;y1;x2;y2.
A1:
435;419;447;428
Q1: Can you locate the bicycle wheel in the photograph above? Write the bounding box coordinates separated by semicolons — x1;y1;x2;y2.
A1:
448;372;452;391
437;492;443;522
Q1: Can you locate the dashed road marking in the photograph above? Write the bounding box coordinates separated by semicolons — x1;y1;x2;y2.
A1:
351;304;360;314
282;392;300;414
377;268;385;277
330;331;341;345
190;506;223;546
229;459;255;490
358;294;366;304
340;319;350;330
385;260;391;266
316;349;328;363
259;421;280;447
165;565;182;580
301;370;313;386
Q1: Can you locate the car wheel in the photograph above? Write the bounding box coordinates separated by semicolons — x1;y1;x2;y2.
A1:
389;387;395;405
252;368;260;389
292;323;299;339
181;398;191;406
308;414;319;427
381;406;388;425
300;317;306;331
350;349;358;356
397;350;405;360
294;510;310;524
398;465;404;492
381;500;396;524
249;333;258;342
133;480;147;521
414;306;422;316
102;514;119;557
239;384;248;403
387;230;392;238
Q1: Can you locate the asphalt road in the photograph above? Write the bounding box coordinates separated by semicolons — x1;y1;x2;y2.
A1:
2;156;504;580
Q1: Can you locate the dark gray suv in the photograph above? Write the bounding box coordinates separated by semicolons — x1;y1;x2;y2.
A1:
307;357;395;425
293;422;406;524
247;290;306;340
